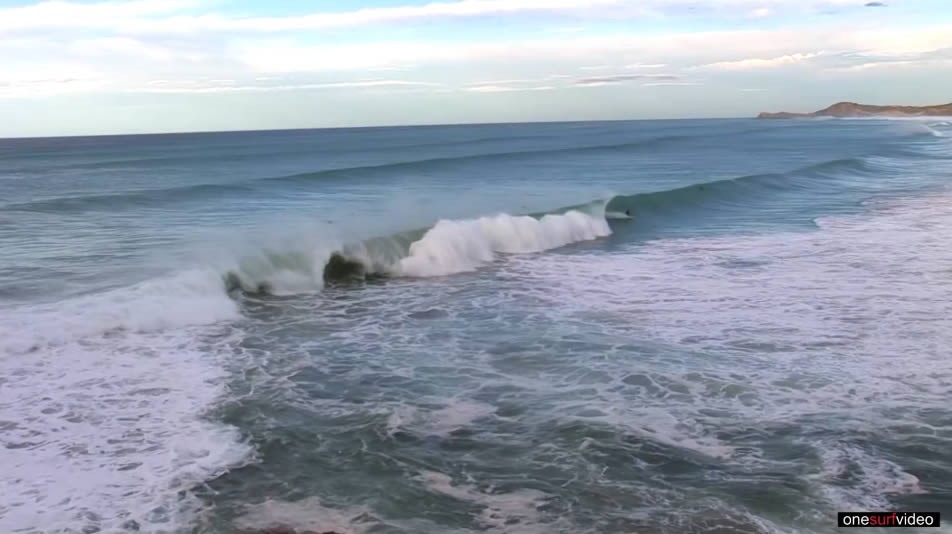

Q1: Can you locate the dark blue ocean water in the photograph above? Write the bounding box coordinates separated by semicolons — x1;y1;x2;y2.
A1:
1;118;951;534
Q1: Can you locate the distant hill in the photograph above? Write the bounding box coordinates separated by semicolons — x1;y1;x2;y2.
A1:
757;101;952;119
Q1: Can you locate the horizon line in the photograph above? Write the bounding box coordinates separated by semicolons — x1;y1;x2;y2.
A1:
0;115;752;141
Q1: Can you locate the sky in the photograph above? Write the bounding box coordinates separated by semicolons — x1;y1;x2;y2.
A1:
1;0;951;136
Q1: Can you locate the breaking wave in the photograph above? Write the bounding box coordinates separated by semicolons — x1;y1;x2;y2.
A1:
0;205;613;354
0;152;921;353
224;207;613;293
219;155;891;295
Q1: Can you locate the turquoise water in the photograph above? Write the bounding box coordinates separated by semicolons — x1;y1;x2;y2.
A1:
1;118;951;533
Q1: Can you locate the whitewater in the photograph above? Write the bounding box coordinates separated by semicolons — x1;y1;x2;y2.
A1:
1;117;951;534
0;199;614;533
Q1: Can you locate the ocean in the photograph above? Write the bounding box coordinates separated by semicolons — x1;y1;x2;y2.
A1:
1;118;950;534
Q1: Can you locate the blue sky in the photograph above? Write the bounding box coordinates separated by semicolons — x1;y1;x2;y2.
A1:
1;0;950;136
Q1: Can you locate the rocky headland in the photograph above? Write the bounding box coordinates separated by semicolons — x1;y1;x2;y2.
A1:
757;101;952;119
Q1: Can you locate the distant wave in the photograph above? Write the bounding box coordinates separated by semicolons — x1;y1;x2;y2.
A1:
901;122;946;138
596;157;875;216
1;140;686;214
260;138;691;184
3;126;802;214
2;135;692;178
3;183;255;213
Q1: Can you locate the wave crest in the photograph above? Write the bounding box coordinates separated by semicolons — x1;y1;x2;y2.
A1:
220;208;613;293
398;210;612;277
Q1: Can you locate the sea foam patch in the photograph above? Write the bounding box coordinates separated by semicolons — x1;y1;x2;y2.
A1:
0;326;251;533
502;189;952;512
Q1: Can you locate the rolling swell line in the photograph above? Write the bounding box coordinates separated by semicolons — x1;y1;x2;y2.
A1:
1;129;692;174
3;183;256;214
260;134;697;184
262;124;822;186
1;133;697;213
597;157;875;213
3;123;836;214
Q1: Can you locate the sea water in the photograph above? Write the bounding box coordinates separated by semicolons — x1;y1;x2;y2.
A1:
1;118;950;533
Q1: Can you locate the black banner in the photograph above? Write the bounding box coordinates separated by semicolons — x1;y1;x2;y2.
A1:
838;512;941;528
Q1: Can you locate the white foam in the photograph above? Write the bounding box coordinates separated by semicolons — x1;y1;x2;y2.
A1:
504;190;952;508
811;443;926;511
0;329;252;533
892;120;946;138
233;497;370;534
0;268;238;355
0;266;251;532
514;193;952;376
421;471;552;533
385;400;496;438
385;404;419;437
425;400;496;436
920;124;944;137
594;405;736;459
398;210;611;277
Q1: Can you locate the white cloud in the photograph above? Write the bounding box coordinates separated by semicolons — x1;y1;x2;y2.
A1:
466;85;555;92
0;0;199;32
0;77;108;98
138;79;442;93
643;81;703;86
829;58;952;72
68;37;179;62
701;52;824;70
0;0;887;35
832;26;952;56
0;0;625;34
1;1;951;101
548;26;587;33
237;42;447;72
575;73;679;85
469;79;542;86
